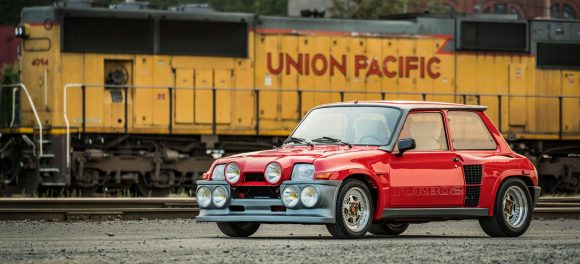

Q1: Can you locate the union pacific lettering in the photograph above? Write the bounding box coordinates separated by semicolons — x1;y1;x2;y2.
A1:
266;53;442;79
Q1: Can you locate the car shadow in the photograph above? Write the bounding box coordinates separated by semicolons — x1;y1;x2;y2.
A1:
205;234;488;240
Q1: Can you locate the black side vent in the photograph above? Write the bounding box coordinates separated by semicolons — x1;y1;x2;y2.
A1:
465;186;481;207
460;21;527;52
463;165;483;184
159;20;248;57
537;43;580;69
63;16;154;54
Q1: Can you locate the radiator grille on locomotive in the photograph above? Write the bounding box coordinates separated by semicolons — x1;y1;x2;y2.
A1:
464;186;481;207
463;165;483;184
460;21;527;52
159;20;248;57
62;16;154;54
537;43;580;69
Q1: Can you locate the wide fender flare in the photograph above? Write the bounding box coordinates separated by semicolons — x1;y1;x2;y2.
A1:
484;169;536;216
332;167;384;221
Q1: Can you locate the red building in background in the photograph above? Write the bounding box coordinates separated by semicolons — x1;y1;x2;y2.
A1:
429;0;579;19
0;26;20;79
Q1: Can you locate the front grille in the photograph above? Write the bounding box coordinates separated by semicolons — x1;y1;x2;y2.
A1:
244;173;265;182
464;186;481;207
463;165;483;184
232;186;279;199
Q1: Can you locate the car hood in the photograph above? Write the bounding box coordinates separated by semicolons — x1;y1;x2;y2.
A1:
216;145;380;182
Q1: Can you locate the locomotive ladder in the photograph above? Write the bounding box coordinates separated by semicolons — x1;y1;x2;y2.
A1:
1;83;59;177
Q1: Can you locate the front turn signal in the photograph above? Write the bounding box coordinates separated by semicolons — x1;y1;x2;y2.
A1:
314;172;332;179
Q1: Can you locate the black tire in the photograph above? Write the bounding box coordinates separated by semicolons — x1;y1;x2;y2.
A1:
479;178;533;237
217;222;260;237
326;179;374;239
368;223;409;235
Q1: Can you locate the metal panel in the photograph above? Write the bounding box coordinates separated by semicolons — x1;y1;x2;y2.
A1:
281;35;299;120
174;69;194;124
508;63;527;126
214;69;232;124
194;69;213;124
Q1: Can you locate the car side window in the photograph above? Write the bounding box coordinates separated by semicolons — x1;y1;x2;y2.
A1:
447;111;497;150
398;112;448;151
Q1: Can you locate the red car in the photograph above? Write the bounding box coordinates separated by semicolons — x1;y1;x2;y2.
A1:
196;101;540;239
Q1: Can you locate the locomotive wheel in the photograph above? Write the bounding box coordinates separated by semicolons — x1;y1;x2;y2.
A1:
479;178;532;237
216;222;260;237
17;169;40;196
326;179;373;239
368;222;409;236
135;174;171;197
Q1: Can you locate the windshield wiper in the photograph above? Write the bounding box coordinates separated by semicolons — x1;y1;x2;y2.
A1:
311;136;352;148
284;136;313;146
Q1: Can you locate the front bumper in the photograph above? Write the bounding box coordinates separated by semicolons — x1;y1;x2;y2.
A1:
195;180;341;224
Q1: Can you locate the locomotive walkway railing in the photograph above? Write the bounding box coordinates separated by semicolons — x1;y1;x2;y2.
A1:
0;83;44;157
60;84;580;169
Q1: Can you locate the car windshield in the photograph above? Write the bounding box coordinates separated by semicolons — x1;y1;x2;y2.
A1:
288;106;401;146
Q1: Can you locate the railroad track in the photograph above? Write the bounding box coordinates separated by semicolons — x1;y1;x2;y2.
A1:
0;198;198;221
0;197;577;221
533;197;580;219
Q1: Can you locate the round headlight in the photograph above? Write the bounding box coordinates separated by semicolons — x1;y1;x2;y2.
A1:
196;186;211;208
300;186;319;208
212;186;228;208
281;186;300;208
225;163;241;184
264;163;282;184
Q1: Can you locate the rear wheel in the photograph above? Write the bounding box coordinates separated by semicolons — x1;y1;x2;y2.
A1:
326;179;373;239
368;222;409;236
479;178;532;237
217;222;260;237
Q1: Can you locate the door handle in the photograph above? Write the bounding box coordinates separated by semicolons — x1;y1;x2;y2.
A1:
452;157;460;162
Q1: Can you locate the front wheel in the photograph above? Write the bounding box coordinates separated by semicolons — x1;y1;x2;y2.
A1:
217;222;260;237
326;179;373;239
479;178;533;237
368;222;409;235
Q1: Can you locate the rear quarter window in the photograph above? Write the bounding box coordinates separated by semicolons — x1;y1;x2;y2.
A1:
447;111;497;150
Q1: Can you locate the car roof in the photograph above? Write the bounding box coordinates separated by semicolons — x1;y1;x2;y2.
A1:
317;100;487;111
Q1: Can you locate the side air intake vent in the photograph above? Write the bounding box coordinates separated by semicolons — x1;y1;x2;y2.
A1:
463;165;483;207
463;165;483;184
465;186;481;207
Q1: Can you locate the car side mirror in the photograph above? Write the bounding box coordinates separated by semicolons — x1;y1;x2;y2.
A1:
396;138;416;156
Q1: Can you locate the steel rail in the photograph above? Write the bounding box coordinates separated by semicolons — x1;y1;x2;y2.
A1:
0;198;199;221
0;197;578;221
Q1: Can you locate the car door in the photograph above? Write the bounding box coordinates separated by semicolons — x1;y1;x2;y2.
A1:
389;111;465;207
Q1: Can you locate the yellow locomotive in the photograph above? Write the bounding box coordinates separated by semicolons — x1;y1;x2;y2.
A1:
0;2;578;196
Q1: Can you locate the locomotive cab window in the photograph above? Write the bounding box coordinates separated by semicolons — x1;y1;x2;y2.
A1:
447;111;497;150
